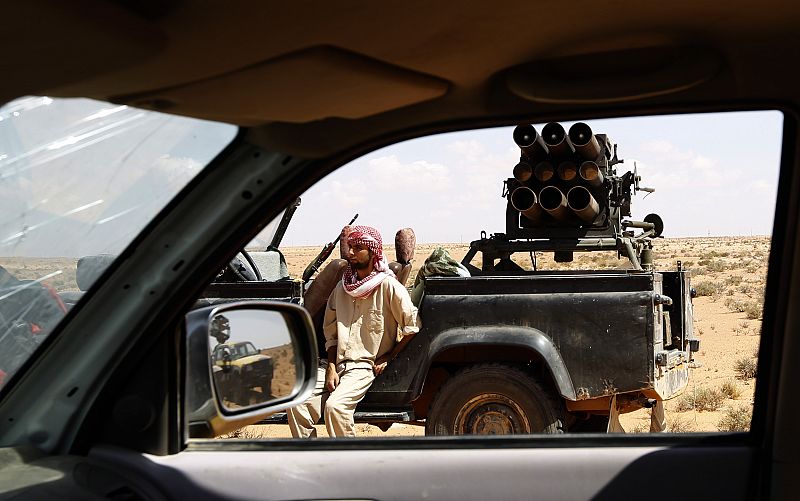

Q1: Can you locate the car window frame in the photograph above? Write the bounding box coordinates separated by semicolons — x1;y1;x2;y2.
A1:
0;105;793;467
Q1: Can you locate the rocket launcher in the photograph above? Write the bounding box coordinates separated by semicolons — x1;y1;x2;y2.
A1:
505;121;652;241
464;121;663;272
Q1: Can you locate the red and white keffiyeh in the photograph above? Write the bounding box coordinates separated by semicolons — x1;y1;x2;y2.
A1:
342;225;396;299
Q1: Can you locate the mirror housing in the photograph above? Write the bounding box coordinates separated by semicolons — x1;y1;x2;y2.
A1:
185;301;317;438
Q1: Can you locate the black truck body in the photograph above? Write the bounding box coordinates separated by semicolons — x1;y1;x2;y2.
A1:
357;268;693;427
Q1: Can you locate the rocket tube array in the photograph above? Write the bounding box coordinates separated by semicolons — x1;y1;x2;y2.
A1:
511;122;604;224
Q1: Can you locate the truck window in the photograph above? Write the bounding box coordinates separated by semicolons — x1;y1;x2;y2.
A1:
208;110;782;439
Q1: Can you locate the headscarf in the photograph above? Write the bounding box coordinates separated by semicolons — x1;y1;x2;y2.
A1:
342;225;395;299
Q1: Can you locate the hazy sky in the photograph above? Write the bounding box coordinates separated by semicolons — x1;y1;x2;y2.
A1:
282;111;783;247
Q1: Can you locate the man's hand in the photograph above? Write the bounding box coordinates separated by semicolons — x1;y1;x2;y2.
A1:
373;354;391;376
325;363;339;391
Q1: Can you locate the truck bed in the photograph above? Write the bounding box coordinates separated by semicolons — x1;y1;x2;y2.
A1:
363;270;671;407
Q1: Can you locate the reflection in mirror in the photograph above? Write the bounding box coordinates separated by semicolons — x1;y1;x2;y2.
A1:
210;309;297;411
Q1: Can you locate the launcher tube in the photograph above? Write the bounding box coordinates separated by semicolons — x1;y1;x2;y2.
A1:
542;122;575;157
510;186;543;221
579;161;604;187
567;186;600;222
513;124;549;160
568;122;601;160
539;186;569;221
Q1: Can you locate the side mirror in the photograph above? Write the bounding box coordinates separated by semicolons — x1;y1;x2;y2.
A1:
185;301;318;438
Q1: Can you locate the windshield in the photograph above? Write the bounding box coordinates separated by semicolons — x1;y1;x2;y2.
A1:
0;96;237;389
234;342;259;358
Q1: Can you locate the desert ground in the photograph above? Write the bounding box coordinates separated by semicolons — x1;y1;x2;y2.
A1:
1;236;767;437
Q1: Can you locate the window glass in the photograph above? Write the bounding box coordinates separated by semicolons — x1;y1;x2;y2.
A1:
208;111;781;439
0;96;237;389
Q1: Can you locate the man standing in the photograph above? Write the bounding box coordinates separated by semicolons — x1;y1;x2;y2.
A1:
288;226;420;438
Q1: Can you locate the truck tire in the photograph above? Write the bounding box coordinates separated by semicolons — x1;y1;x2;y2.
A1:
426;364;563;435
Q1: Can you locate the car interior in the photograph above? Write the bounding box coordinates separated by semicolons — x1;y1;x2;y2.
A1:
1;1;800;499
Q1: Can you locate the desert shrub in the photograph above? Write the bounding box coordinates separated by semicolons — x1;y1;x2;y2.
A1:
744;302;762;320
693;281;720;297
674;387;725;412
720;379;742;399
674;394;694;412
704;260;727;273
732;321;749;336
717;405;751;432
668;416;695;433
694;387;725;411
628;423;648;434
734;357;758;380
725;298;762;319
217;426;266;439
724;275;743;286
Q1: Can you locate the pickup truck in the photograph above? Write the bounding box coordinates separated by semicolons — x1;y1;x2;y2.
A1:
363;254;695;434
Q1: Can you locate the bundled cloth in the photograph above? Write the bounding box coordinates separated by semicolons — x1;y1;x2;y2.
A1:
410;247;470;305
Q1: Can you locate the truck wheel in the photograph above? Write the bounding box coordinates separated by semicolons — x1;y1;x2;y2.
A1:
426;364;563;435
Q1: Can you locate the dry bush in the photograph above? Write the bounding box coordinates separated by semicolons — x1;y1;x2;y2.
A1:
217;426;265;440
744;302;762;320
724;298;762;319
724;275;743;286
628;423;648;434
693;281;720;297
734;357;758;380
704;260;727;273
668;415;696;433
675;387;725;412
717;405;752;432
732;321;752;336
720;379;742;399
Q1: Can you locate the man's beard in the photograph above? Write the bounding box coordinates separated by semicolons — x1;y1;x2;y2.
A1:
351;259;370;270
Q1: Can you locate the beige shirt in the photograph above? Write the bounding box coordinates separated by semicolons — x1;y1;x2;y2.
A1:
323;276;420;365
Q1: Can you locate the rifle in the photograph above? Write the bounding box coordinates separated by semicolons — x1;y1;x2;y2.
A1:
302;213;358;282
269;197;301;250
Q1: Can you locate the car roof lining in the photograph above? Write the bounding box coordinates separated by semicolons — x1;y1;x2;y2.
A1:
2;1;799;156
110;45;450;125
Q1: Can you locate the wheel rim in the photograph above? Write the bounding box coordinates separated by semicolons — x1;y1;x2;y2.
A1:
454;393;531;434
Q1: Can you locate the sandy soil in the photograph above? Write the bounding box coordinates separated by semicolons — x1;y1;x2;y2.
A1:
218;236;768;438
